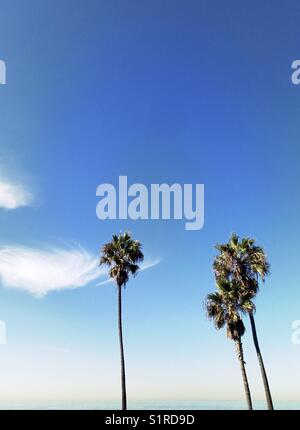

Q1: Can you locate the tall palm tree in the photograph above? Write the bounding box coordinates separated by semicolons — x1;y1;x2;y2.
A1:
100;231;144;410
213;233;273;410
206;279;253;410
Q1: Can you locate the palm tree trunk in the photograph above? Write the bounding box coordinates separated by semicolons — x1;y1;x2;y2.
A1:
249;312;274;410
235;338;253;410
118;284;127;410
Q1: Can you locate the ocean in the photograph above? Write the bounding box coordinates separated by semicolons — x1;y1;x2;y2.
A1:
0;400;299;410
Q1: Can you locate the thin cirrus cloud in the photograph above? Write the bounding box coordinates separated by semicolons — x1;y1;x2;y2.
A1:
0;245;160;297
0;180;33;209
0;245;102;297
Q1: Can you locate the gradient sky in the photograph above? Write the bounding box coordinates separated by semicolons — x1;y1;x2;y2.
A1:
0;0;300;405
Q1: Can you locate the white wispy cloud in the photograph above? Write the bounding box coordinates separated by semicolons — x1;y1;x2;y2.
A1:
0;245;102;297
140;258;161;271
0;245;161;297
0;180;33;209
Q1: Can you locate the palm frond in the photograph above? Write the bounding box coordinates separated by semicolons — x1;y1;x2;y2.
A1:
100;231;144;287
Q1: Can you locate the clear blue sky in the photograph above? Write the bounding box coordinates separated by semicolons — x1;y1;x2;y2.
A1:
0;0;300;404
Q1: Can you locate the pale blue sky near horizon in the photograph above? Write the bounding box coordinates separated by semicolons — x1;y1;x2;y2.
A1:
0;0;300;406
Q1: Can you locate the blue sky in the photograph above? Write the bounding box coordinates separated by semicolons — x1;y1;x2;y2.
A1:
0;0;300;405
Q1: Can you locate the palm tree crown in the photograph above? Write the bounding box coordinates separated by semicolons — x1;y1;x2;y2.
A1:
213;233;270;290
100;231;144;286
206;279;252;340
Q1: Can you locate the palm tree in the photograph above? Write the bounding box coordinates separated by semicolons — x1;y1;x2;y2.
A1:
206;279;253;410
213;233;273;410
100;231;144;410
